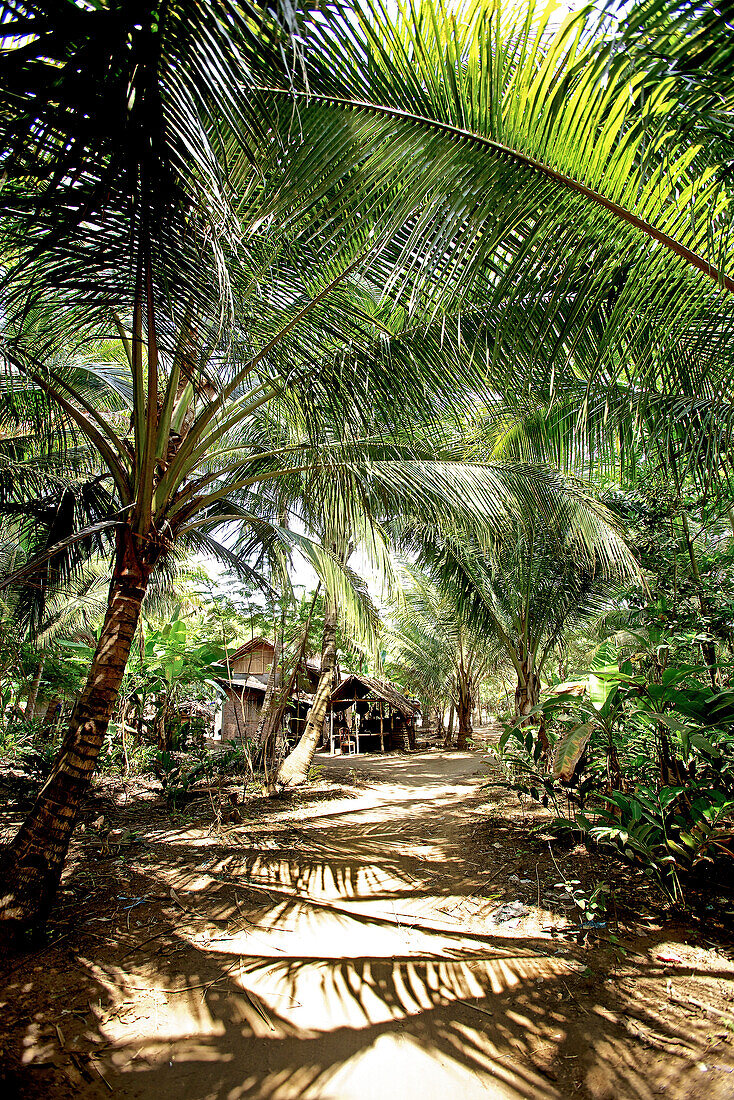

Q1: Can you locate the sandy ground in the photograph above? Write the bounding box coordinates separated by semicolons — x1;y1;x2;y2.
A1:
2;748;734;1099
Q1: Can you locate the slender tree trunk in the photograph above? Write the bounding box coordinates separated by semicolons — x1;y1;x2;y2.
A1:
254;628;283;749
259;591;321;790
259;650;298;785
0;527;156;940
456;673;473;750
40;697;62;740
276;605;337;788
155;691;172;751
443;702;455;748
25;659;45;723
669;450;719;688
650;650;685;785
680;513;719;689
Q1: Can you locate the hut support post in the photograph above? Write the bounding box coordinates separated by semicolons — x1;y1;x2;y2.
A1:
330;709;334;755
380;703;384;753
354;687;359;755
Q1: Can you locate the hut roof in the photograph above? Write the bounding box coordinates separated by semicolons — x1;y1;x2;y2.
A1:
176;700;216;718
330;675;420;718
222;638;321;672
214;675;268;694
226;636;275;663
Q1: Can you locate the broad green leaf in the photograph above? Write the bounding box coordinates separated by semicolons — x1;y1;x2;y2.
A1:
588;671;618;713
552;721;594;782
689;733;721;758
658;786;685;809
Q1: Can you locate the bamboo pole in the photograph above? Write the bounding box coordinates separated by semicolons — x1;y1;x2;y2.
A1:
354;686;359;755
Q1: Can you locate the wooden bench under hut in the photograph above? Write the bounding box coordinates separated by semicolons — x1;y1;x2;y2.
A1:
325;675;420;754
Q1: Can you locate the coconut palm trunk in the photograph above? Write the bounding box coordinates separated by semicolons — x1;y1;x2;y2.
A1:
254;628;283;748
456;672;473;750
514;659;541;722
514;653;550;754
454;636;474;750
259;589;321;790
276;604;337;788
443;701;455;748
0;526;156;938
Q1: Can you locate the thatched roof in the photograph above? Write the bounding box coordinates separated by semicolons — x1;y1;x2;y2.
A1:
330;675;420;718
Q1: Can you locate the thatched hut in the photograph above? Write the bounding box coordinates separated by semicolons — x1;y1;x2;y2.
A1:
326;675;420;754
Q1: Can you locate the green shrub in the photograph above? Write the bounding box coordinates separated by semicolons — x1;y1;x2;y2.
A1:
493;661;734;904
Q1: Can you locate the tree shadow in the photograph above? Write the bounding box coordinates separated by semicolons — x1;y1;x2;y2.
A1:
2;760;734;1099
4;911;732;1100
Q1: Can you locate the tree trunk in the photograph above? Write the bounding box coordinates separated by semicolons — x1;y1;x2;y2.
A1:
276;605;337;789
257;589;320;790
515;657;549;753
254;628;283;749
0;527;155;940
514;670;541;721
680;513;719;688
443;702;455;748
456;674;473;750
259;635;306;784
25;659;45;723
669;448;719;689
155;692;172;752
40;696;62;740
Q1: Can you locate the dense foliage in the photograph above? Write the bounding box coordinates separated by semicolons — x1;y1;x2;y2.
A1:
1;0;734;934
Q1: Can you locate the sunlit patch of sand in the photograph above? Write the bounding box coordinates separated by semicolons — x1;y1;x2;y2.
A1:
289;1029;561;1100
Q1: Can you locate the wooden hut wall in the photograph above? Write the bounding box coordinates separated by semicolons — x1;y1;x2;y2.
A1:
220;689;262;740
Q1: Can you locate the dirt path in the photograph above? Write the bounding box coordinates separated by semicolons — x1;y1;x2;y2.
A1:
2;750;734;1099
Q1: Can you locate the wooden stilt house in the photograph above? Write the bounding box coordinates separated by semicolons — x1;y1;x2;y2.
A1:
215;636;320;741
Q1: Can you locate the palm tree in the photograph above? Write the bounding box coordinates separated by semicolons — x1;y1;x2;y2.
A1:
3;278;565;938
254;450;391;788
0;0;724;939
389;568;494;749
257;1;734;343
275;593;340;786
470;331;734;690
0;0;527;933
274;512;375;787
401;506;632;732
3;210;607;941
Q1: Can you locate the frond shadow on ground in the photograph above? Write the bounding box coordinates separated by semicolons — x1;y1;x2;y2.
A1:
2;751;734;1100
